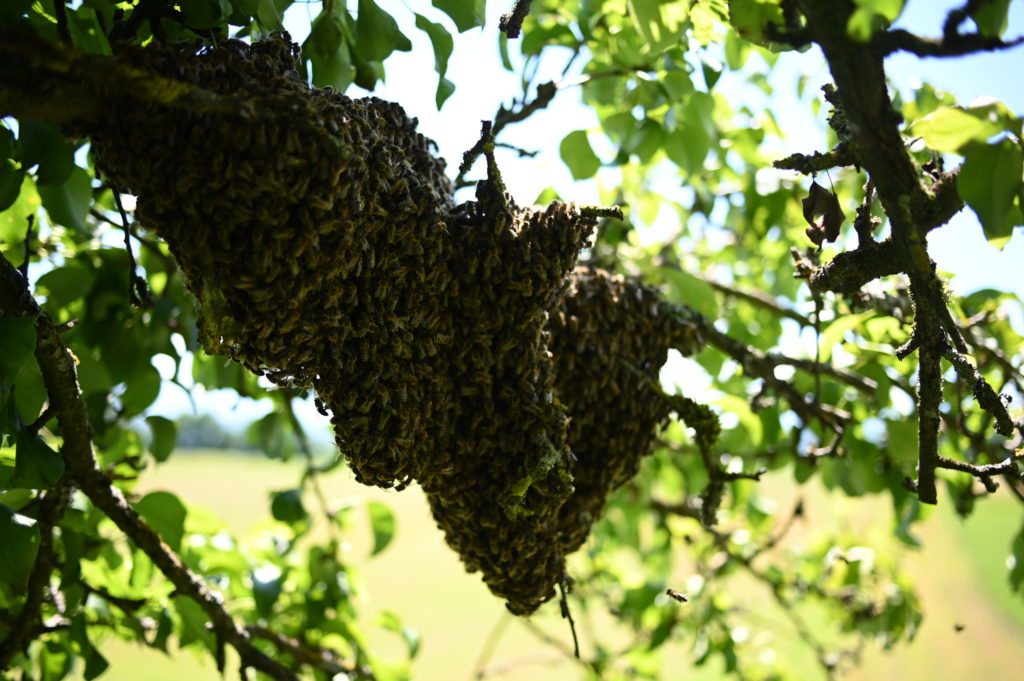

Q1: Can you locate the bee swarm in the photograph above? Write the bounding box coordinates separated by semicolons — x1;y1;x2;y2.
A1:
81;33;701;615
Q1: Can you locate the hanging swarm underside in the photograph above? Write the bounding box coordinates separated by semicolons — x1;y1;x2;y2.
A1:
81;34;702;615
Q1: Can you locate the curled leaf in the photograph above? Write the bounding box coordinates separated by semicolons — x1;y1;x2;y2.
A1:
802;180;845;245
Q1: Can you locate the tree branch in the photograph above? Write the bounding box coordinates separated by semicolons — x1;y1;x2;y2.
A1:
246;626;371;679
0;26;248;124
876;28;1024;57
0;482;72;668
499;0;534;39
702;276;814;327
773;147;856;174
942;346;1020;437
0;252;302;681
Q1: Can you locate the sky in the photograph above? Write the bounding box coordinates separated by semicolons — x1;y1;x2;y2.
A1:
147;0;1024;436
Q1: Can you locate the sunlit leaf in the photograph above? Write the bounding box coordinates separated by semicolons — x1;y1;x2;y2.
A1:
415;14;456;108
559;130;601;180
958;139;1024;245
367;500;396;556
432;0;485;32
914;106;1003;153
134;491;187;552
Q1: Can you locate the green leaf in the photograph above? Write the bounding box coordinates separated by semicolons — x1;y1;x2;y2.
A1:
666;94;716;174
303;9;355;90
374;611;420;659
628;0;688;52
0;0;34;19
559;130;602;180
819;311;875;362
0;163;25;212
0;503;40;588
134;491;187;552
432;0;485;32
958;139;1024;244
19;119;74;187
885;418;918;465
82;642;109;681
914;106;1003;153
119;365;162;417
256;0;285;29
355;0;412;64
248;410;296;460
0;316;36;384
174;595;216;652
270;488;307;523
251;566;283;617
971;0;1011;37
0;124;13;159
37;166;92;233
145;416;177;463
847;0;904;41
367;500;396;556
415;14;456;109
715;394;763;447
660;268;718;318
728;0;784;47
1010;522;1024;591
180;0;231;29
0;175;40;252
13;429;64;489
35;261;96;309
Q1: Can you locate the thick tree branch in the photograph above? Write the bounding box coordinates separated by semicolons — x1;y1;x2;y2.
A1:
0;27;247;123
499;0;534;39
799;239;905;295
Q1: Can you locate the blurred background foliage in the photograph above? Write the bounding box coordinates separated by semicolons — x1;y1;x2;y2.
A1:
1;1;1023;680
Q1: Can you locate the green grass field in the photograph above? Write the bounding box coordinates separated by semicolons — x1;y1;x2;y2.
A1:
82;450;1024;681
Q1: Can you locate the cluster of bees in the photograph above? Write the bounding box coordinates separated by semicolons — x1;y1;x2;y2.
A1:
81;34;703;615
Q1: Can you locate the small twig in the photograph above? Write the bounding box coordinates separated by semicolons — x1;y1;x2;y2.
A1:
494;141;538;158
853;180;877;247
492;81;557;138
470;613;513;681
702;275;813;326
519;619;590;669
773;147;856;174
20;215;34;277
557;578;580;659
111;189;153;308
81;580;148;613
246;625;369;679
27;405;55;435
499;0;534;39
282;393;338;541
53;1;72;46
936;454;1023;492
942;346;1018;437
